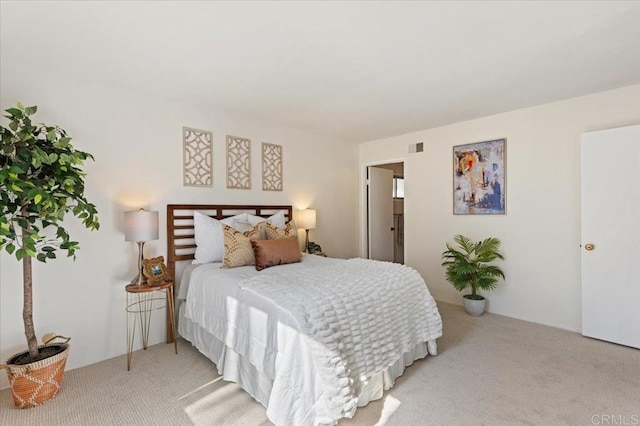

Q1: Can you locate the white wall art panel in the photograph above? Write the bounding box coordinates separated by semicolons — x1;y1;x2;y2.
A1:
262;142;283;191
183;127;213;187
226;135;251;189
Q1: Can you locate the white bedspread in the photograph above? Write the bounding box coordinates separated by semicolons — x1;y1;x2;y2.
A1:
180;255;442;425
239;258;442;420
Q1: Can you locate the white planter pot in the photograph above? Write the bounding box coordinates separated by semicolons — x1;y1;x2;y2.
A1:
463;296;485;317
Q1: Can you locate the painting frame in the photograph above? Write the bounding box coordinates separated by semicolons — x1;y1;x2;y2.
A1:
453;138;506;215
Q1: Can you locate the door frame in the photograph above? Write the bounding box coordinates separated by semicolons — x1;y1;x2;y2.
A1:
359;158;407;259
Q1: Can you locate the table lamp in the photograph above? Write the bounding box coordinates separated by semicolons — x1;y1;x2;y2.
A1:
297;209;316;253
124;209;159;285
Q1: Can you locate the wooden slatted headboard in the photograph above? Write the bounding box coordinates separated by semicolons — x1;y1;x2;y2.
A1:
166;204;293;280
165;204;293;342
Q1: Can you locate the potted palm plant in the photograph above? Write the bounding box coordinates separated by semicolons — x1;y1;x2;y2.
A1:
441;234;505;316
0;103;99;408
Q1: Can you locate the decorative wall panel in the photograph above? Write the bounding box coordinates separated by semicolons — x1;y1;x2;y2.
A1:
183;127;213;187
262;142;283;191
226;135;251;189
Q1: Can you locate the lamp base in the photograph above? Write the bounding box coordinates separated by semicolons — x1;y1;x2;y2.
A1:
129;241;147;285
304;229;310;253
129;272;147;286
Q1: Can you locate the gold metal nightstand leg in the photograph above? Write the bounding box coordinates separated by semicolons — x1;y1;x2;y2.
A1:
167;286;178;354
138;292;153;350
126;292;136;371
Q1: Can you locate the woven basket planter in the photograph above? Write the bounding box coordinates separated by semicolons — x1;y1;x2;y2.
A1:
3;343;70;409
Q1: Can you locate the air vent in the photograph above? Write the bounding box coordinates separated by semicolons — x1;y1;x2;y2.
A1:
409;142;424;154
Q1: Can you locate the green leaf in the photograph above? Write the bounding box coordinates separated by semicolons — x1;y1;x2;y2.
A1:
16;249;26;261
24;105;37;115
6;244;15;254
34;193;43;204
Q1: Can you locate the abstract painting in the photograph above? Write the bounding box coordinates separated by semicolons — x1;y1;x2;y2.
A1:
453;139;506;215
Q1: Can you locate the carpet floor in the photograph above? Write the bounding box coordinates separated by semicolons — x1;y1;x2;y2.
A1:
1;302;638;425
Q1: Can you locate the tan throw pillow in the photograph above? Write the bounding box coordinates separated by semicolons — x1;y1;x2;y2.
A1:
251;237;302;271
265;220;298;240
221;224;261;268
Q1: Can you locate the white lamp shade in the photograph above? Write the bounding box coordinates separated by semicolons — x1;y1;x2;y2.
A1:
124;210;159;242
297;209;316;230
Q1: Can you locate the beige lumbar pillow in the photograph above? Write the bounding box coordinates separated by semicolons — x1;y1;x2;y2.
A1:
221;224;261;268
265;220;298;240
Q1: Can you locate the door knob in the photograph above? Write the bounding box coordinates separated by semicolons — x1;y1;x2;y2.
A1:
585;243;595;251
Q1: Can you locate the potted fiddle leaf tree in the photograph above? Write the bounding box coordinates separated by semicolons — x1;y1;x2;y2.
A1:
441;234;505;316
0;103;99;408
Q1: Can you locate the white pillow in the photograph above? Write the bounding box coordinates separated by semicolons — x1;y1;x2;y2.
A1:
246;211;287;239
246;210;286;228
232;219;255;233
193;212;249;264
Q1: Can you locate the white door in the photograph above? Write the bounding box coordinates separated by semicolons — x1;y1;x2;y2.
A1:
581;124;640;349
368;167;394;261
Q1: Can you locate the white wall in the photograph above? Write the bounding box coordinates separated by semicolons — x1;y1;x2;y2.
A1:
359;84;640;332
0;63;358;388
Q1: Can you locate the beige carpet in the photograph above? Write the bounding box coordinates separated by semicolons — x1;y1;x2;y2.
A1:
1;302;638;425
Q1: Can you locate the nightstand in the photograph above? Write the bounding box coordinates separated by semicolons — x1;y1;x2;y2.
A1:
125;281;177;370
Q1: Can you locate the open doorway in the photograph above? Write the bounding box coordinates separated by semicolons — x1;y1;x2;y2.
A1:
367;162;404;264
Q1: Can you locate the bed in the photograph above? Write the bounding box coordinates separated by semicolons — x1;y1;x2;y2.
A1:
166;204;442;425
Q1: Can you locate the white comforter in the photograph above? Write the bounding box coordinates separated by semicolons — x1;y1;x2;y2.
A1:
180;255;442;425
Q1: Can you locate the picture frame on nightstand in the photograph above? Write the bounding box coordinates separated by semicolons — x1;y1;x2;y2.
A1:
141;256;171;286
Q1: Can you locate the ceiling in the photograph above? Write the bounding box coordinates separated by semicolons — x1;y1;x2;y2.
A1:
1;1;639;143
